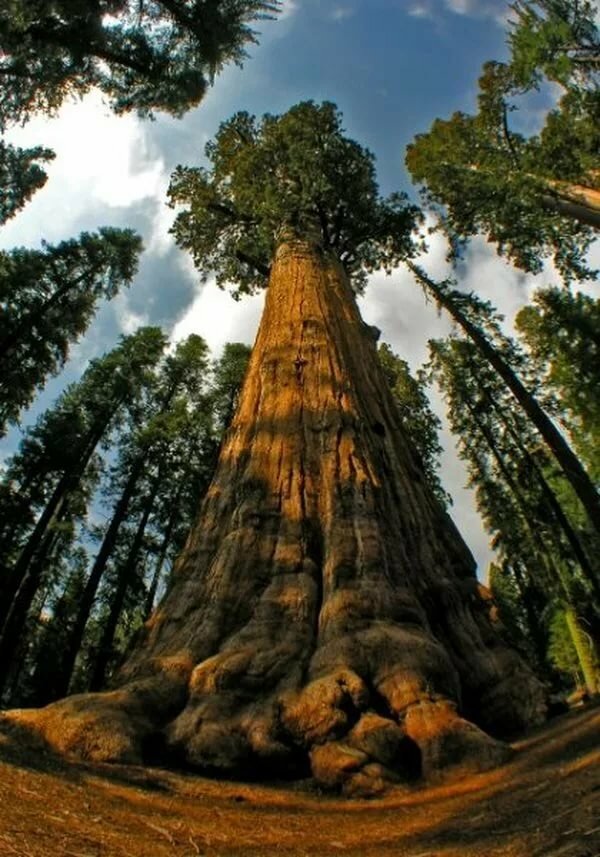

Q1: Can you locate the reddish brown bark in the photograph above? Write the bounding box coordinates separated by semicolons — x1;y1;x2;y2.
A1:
2;238;546;794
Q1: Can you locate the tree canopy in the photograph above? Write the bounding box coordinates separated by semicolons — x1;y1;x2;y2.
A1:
508;0;600;91
0;227;143;434
0;1;280;127
169;100;420;295
406;61;599;281
516;287;600;481
406;0;599;282
0;141;55;225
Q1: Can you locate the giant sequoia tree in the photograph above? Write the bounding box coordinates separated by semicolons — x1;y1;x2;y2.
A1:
3;103;546;795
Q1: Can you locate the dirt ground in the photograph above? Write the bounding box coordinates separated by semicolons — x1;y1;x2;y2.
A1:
0;703;598;857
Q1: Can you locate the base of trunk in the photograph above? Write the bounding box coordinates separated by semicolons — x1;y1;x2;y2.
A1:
1;647;537;795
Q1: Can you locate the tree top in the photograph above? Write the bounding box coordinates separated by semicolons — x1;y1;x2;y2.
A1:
169;100;421;296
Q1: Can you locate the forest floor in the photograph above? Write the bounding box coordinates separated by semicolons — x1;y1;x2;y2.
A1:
0;702;598;857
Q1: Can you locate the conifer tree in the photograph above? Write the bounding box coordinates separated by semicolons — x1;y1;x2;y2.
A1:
427;335;599;693
0;1;280;127
377;342;449;507
0;227;143;434
406;0;599;282
0;327;167;693
516;287;600;481
0;140;54;225
406;263;600;545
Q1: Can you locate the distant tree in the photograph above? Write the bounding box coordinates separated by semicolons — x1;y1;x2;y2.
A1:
0;140;54;225
0;1;281;127
516;287;600;481
11;548;89;705
85;340;252;693
406;63;599;282
508;1;600;91
427;335;599;693
406;263;600;543
377;342;449;507
63;334;213;698
0;327;166;694
0;227;142;434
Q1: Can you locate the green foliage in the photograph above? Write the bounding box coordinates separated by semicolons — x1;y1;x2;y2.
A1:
0;227;143;434
0;333;251;700
547;608;584;686
210;341;251;432
0;327;167;698
0;141;55;225
406;60;598;282
0;1;280;127
378;342;449;507
169;101;420;295
516;287;600;481
426;326;600;686
509;1;600;90
0;326;167;566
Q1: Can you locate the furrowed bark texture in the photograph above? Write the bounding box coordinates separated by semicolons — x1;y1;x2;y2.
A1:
2;239;546;794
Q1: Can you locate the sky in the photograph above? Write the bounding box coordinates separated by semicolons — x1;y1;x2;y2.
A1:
1;0;596;575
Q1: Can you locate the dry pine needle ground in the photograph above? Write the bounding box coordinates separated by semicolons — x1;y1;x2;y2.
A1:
0;702;598;857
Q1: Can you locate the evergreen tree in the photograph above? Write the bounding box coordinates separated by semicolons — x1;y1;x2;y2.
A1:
0;140;54;225
0;1;280;127
0;326;167;693
86;340;252;693
0;227;143;434
427;335;599;693
516;287;600;481
406;1;599;282
377;342;449;507
55;334;213;698
406;66;598;282
508;1;600;91
406;263;600;545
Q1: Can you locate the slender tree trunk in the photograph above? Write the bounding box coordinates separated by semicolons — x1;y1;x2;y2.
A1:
0;525;63;698
144;486;184;619
477;382;600;599
0;421;105;651
564;607;599;696
89;476;161;692
53;457;146;699
462;396;571;601
408;262;600;538
3;238;546;793
509;560;549;670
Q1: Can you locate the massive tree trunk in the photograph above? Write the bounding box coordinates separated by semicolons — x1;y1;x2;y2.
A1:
2;238;546;794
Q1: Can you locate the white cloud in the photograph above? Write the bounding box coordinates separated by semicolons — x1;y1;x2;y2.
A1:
330;5;355;20
0;91;168;249
279;0;299;19
408;0;510;25
170;256;265;356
